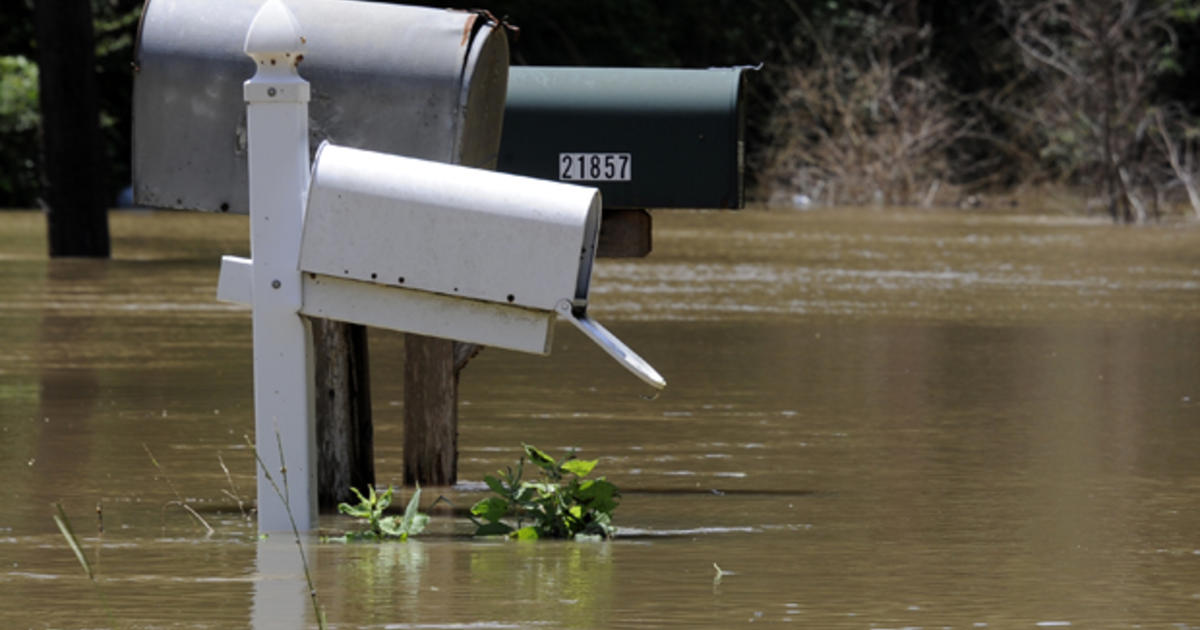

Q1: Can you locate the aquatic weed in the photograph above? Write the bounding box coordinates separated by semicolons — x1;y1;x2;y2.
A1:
335;485;429;541
470;444;619;540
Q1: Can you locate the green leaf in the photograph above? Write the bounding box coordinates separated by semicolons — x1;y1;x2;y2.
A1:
513;526;540;540
511;460;525;486
470;496;509;523
378;516;405;537
561;459;597;478
401;485;423;528
474;521;514;537
523;444;557;472
577;478;619;513
483;474;509;497
337;502;370;519
514;484;537;504
523;481;558;497
407;513;430;535
375;486;394;512
580;511;615;539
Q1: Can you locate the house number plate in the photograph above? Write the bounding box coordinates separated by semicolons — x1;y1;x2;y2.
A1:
559;152;632;182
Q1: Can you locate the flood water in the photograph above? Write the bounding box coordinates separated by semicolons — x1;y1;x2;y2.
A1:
2;208;1199;629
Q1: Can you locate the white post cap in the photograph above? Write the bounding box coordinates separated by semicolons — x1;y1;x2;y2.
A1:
244;0;305;61
243;0;309;102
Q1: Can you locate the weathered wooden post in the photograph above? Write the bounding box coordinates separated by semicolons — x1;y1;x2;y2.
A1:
403;335;459;486
241;0;318;531
313;320;372;509
34;0;110;258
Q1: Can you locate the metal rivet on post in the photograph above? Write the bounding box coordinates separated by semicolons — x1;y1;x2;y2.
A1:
271;279;282;289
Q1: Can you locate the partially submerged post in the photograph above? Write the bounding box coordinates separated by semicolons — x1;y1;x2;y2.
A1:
34;0;110;257
240;0;317;531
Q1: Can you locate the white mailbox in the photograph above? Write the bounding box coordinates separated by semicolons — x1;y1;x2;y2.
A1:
220;142;665;389
208;0;664;534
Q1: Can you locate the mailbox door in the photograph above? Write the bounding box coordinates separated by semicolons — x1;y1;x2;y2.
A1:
133;0;508;213
498;66;747;210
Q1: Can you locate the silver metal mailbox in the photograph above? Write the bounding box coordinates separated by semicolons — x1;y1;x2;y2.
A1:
133;0;508;213
293;142;664;389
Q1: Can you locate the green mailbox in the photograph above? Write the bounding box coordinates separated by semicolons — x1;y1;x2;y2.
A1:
498;66;749;211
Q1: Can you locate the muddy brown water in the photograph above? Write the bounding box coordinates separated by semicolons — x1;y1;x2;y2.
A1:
2;208;1199;628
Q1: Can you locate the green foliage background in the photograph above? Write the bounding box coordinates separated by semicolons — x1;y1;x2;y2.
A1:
0;0;140;208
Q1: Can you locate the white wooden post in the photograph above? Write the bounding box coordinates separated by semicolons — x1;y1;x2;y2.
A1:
243;0;317;533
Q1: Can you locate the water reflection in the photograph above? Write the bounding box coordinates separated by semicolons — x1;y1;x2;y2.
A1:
251;538;311;630
308;538;615;629
33;261;106;527
320;537;428;624
467;542;614;628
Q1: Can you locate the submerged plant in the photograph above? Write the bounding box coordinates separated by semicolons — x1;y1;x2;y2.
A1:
337;485;429;541
470;444;619;540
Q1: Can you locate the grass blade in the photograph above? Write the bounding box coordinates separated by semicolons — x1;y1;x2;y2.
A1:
178;503;215;537
53;502;93;581
53;503;120;628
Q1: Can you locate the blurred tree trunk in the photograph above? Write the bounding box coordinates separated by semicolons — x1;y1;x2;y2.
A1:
34;0;110;257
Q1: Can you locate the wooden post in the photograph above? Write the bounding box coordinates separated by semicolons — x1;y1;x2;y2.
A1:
398;211;651;487
313;320;373;510
597;209;652;258
34;0;110;258
403;335;458;486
